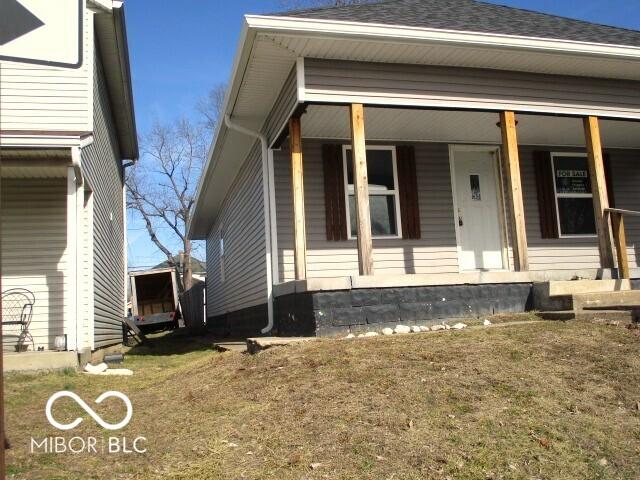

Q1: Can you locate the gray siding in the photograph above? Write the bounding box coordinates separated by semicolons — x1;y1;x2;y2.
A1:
206;142;267;317
263;66;299;146
275;140;458;281
519;147;639;272
609;150;640;269
80;47;125;348
275;139;639;282
303;59;640;119
1;178;67;350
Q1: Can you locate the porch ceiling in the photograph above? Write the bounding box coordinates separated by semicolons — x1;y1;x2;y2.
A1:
300;106;640;150
1;149;70;178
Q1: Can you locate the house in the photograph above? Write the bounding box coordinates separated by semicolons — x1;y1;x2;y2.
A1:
189;0;640;337
1;0;137;357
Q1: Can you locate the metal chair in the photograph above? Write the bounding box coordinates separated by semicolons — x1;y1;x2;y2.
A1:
2;288;35;352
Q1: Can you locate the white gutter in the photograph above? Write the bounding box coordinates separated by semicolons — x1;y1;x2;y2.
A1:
245;15;640;60
224;114;275;335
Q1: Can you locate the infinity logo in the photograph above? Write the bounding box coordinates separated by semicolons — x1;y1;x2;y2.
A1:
45;391;133;431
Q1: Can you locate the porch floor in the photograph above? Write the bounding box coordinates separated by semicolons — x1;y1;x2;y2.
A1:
3;351;77;372
273;268;630;297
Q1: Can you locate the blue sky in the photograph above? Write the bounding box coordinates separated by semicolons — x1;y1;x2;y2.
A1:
124;0;640;269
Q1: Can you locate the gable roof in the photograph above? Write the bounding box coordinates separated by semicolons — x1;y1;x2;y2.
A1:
277;0;640;48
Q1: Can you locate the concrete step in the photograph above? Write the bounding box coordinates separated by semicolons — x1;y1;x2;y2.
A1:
539;310;635;323
573;290;640;311
246;337;318;354
547;279;632;297
212;341;247;353
534;280;639;312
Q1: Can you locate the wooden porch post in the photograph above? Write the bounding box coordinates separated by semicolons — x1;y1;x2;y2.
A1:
499;111;529;271
583;116;615;269
349;104;374;276
289;116;307;280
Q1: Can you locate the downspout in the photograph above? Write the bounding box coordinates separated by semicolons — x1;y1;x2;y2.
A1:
224;114;274;334
71;134;94;185
69;138;92;351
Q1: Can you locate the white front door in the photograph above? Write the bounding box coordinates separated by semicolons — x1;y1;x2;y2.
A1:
452;148;505;271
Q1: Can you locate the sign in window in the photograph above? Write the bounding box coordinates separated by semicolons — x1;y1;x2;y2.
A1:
552;155;596;236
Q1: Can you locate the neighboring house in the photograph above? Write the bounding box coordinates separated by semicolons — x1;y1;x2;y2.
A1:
1;1;137;353
153;256;207;277
189;0;640;337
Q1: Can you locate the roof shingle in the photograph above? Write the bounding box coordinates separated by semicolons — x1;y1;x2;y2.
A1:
275;0;640;47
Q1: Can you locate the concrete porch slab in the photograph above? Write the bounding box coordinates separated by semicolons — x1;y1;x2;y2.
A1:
4;351;78;372
273;269;628;297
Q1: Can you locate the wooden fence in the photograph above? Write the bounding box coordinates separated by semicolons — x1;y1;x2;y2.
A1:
180;281;206;332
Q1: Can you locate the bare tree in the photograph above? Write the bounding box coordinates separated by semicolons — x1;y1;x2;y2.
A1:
196;83;226;134
126;118;206;291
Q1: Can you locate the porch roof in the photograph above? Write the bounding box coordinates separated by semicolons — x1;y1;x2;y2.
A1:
299;106;640;150
188;3;640;240
277;0;640;48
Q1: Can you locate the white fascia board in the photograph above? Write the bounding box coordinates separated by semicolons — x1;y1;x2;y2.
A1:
245;15;640;60
302;91;640;120
189;20;256;239
87;0;113;13
112;2;139;159
0;133;92;149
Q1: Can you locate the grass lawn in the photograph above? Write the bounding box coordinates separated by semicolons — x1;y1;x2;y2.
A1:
5;318;640;479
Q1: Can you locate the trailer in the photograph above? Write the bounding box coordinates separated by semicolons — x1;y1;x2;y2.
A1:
129;268;180;333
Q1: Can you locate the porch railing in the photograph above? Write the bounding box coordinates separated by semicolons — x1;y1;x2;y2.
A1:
606;208;640;279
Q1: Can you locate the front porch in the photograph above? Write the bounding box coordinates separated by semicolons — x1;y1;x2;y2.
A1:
1;150;93;352
269;104;640;335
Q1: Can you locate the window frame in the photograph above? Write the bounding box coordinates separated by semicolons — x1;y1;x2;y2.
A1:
550;152;597;239
341;144;403;240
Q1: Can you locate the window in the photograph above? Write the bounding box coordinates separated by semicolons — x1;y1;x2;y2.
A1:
343;146;401;238
551;153;596;237
469;174;481;201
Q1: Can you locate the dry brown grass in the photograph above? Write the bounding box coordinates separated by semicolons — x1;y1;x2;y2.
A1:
6;317;640;479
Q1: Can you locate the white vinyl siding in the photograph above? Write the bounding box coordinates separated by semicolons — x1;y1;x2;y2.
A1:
206;142;267;318
303;58;640;120
79;46;125;348
0;7;93;132
1;178;67;351
263;66;298;146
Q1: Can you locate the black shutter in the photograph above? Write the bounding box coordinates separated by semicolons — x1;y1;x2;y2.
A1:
322;144;348;241
533;151;559;239
396;145;421;239
604;153;616;208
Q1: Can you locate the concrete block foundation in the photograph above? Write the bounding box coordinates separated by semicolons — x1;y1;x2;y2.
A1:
273;283;534;337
